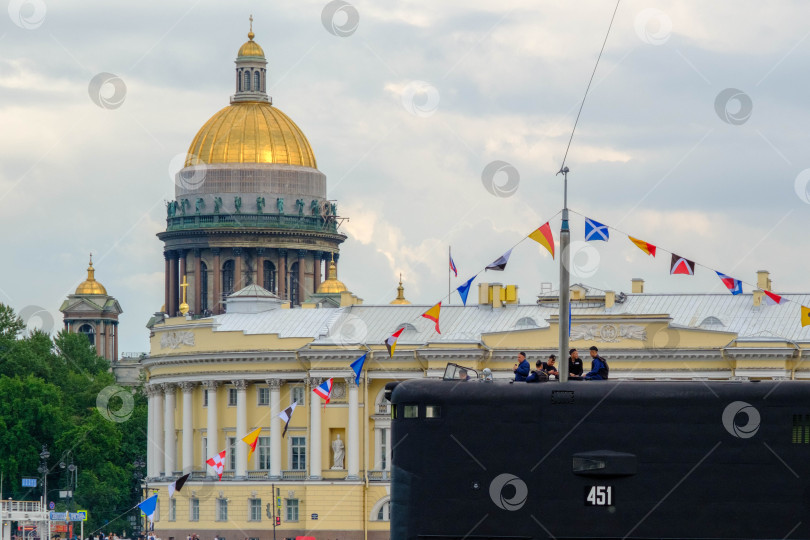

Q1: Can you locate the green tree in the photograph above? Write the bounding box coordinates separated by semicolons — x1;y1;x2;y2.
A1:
0;304;147;534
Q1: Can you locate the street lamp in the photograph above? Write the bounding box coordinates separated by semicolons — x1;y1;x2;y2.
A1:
132;459;146;537
37;445;50;540
59;452;77;513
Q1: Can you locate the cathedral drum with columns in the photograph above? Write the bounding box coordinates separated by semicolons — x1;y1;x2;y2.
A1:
158;21;346;317
145;23;391;540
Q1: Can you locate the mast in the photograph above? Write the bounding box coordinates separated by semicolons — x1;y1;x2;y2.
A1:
558;167;570;382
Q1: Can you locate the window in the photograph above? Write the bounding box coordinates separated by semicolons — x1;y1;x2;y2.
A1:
244;71;251;92
291;386;305;406
168;498;176;521
258;387;270;406
376;501;390;521
290;262;300;305
425;405;442;418
291;437;306;470
254;71;260;92
263;260;276;293
202;437;207;468
228;437;237;470
190;498;199;521
78;324;95;346
228;388;237;406
286;499;299;522
200;261;208;312
403;404;419;418
222;260;235;297
793;414;810;444
258;436;271;470
380;429;388;470
249;498;262;521
216;498;228;521
203;389;208;407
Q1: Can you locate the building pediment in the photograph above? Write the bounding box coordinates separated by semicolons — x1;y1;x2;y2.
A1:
61;297;105;313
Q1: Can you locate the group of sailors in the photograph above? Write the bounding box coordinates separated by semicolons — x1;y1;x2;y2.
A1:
513;347;609;381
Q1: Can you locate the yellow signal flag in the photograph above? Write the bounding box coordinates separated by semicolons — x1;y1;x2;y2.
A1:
801;305;810;327
241;427;262;459
528;222;555;259
422;302;442;334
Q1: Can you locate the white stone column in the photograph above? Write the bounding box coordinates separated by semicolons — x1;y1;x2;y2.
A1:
268;378;283;479
346;377;360;479
155;388;165;475
204;381;219;473
384;428;392;471
181;382;195;474
146;386;157;477
309;377;322;479
163;383;177;476
234;380;248;478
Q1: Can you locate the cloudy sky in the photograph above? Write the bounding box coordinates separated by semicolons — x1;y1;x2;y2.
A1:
1;0;809;353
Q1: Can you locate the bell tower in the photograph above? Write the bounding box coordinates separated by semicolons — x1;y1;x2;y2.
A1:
59;255;123;362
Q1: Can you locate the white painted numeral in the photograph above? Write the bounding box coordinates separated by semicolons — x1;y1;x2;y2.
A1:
586;486;612;506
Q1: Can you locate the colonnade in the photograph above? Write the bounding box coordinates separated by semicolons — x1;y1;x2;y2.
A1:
144;377;361;481
163;248;334;315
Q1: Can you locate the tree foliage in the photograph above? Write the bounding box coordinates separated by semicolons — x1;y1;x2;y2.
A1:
0;304;147;535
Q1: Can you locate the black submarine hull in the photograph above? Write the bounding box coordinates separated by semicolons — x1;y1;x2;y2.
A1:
390;379;810;540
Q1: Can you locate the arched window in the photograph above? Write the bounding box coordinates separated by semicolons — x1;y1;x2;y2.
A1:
244;71;251;91
78;324;95;346
370;497;391;522
289;262;300;305
263;260;276;294
254;71;260;92
200;261;209;312
238;70;242;91
222;260;235;297
374;388;390;415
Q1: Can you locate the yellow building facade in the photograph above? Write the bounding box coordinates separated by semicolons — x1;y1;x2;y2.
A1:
144;275;810;540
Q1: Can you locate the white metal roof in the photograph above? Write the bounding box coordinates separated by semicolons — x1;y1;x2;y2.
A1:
209;292;810;344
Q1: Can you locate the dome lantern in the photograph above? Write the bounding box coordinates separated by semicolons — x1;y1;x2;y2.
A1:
232;15;270;105
317;256;348;294
75;254;108;295
390;274;411;305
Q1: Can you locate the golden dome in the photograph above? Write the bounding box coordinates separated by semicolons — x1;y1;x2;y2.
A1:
238;38;264;58
390;275;411;305
75;256;107;295
186;102;317;168
317;260;348;294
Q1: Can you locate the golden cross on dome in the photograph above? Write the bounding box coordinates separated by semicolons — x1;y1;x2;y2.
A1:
249;14;253;32
179;275;190;316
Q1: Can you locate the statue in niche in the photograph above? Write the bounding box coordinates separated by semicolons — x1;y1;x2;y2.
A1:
214;197;222;214
234;196;242;214
195;198;205;214
256;196;265;214
331;434;345;469
310;199;319;216
276;197;284;214
296;198;304;216
180;199;190;215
